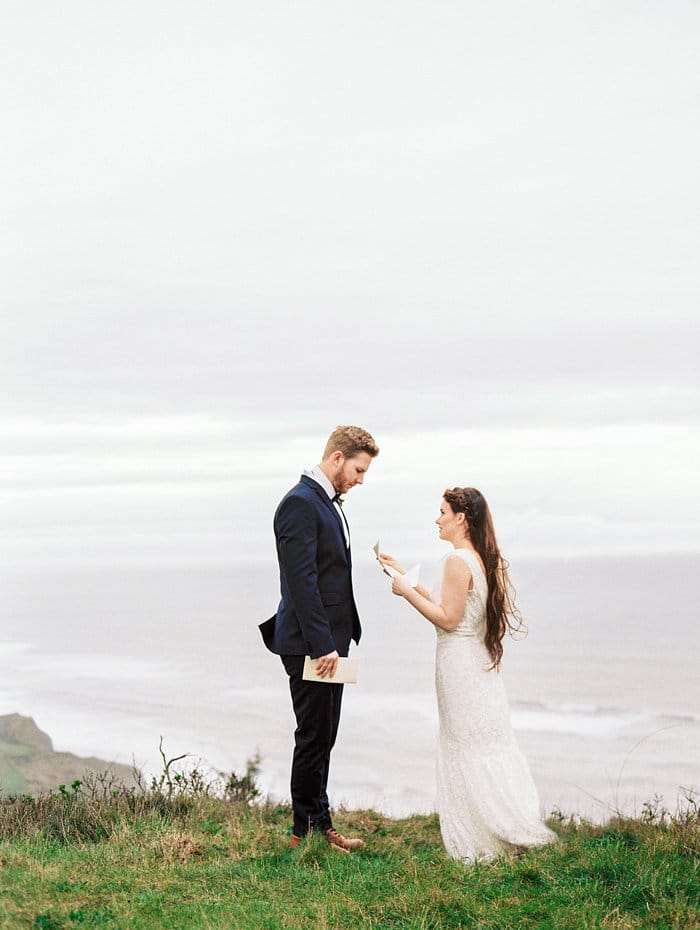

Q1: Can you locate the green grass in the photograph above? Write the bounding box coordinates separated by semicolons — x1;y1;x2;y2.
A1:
0;782;697;929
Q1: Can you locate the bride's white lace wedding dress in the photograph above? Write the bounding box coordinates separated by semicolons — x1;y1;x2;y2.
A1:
433;548;556;861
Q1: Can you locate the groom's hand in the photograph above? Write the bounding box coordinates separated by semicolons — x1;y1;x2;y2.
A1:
316;650;340;679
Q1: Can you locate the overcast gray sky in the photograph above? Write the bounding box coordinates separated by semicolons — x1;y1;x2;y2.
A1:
2;1;698;564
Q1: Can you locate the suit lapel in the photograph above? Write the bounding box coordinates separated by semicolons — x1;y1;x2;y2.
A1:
300;474;350;561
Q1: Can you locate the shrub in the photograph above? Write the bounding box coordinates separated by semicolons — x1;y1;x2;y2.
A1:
0;741;263;844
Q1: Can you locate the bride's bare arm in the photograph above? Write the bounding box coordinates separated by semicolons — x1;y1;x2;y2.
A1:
392;556;470;632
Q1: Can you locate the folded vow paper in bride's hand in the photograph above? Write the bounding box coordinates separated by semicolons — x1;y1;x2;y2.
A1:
373;541;421;587
303;656;358;684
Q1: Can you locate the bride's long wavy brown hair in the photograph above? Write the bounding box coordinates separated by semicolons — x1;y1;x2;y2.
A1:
443;487;524;670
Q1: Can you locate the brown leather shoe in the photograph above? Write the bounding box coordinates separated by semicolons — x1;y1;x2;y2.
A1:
289;834;303;850
325;828;365;852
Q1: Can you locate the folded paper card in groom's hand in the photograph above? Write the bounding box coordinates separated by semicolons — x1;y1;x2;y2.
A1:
303;656;358;684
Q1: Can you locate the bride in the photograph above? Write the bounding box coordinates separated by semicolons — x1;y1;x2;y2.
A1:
382;487;556;862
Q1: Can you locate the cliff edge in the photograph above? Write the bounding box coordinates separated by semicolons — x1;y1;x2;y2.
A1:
0;713;137;795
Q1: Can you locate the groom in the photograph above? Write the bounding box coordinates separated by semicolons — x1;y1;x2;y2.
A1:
260;425;379;852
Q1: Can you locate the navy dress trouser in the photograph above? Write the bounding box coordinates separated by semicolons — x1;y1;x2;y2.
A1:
281;654;344;837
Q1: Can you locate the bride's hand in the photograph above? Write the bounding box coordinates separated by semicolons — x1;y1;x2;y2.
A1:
391;574;413;597
379;552;406;575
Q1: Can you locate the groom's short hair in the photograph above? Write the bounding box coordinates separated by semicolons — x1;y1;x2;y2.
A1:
323;425;379;461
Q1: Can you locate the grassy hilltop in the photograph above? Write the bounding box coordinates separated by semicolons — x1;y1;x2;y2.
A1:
0;754;698;930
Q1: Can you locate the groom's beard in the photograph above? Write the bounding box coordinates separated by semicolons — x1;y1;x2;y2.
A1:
332;465;352;495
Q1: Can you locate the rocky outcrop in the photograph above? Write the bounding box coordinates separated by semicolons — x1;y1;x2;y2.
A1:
0;713;137;795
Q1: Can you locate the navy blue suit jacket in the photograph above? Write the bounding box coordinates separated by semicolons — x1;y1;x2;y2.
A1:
259;474;361;658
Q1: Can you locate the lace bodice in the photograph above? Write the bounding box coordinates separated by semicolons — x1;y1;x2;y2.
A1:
431;548;488;638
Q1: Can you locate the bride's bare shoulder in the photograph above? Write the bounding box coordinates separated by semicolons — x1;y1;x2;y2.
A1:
444;553;472;576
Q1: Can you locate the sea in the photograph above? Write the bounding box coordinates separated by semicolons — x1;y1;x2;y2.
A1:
2;552;698;822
